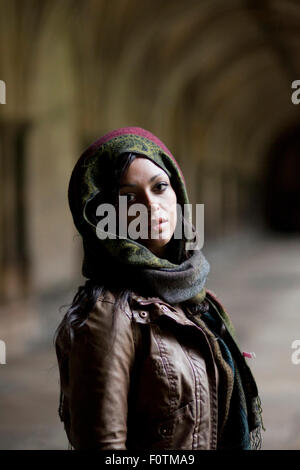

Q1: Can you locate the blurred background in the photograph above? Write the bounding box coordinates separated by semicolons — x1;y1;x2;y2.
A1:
0;0;300;450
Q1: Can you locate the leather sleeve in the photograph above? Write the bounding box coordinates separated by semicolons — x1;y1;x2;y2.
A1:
67;293;135;449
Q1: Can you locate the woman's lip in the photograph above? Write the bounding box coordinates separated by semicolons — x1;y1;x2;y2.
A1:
148;218;168;228
148;219;168;229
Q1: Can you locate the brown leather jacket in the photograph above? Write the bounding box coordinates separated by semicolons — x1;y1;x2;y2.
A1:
56;289;223;450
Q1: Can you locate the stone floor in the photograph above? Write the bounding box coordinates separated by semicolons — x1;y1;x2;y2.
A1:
0;228;299;449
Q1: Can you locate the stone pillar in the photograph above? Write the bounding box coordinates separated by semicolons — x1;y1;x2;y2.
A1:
0;121;30;302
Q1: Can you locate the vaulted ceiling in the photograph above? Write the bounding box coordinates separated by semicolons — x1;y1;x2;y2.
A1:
0;0;300;278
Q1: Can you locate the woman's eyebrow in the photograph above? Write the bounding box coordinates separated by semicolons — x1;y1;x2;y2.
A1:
119;172;166;188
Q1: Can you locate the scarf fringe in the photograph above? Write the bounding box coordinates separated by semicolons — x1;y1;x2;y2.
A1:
250;425;262;450
256;395;266;432
250;395;266;450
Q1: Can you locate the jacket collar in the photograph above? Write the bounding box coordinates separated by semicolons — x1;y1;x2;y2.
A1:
130;291;195;327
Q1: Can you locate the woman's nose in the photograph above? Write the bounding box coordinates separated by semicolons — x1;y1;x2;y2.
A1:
142;191;160;210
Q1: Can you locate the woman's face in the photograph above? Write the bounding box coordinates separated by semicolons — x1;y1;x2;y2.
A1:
118;157;177;258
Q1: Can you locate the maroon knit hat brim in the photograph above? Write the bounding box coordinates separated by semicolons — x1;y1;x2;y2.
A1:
81;126;186;186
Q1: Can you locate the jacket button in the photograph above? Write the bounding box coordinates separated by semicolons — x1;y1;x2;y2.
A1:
161;305;169;312
139;311;148;319
160;424;172;436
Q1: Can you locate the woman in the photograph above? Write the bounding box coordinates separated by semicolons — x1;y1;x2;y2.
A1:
54;126;264;450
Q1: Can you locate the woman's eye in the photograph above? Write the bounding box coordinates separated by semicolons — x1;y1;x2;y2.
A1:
155;182;169;191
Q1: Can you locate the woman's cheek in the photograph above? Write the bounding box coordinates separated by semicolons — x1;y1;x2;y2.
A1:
169;192;178;235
